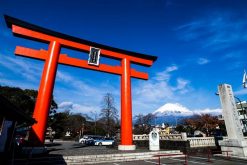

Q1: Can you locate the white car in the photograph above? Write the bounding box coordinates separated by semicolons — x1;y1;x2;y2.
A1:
79;135;103;144
79;135;91;144
94;138;115;146
79;137;87;144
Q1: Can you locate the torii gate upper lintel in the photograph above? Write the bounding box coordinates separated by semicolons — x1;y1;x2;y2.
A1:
5;15;157;150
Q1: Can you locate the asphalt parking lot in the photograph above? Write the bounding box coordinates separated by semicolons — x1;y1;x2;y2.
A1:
46;140;153;156
45;140;247;165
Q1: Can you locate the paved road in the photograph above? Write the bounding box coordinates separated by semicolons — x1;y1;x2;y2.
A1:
98;156;247;165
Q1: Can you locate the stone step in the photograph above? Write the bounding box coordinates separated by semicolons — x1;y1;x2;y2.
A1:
10;150;184;165
64;150;181;159
66;158;156;165
64;150;184;164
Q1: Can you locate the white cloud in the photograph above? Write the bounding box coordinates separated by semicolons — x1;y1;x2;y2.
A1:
165;65;178;72
132;65;191;114
175;12;247;51
197;58;209;65
155;65;178;81
134;81;174;103
56;70;110;101
193;108;222;115
56;71;74;82
173;78;190;94
0;78;38;89
55;69;120;114
0;55;42;81
58;101;73;109
58;101;100;114
134;65;180;104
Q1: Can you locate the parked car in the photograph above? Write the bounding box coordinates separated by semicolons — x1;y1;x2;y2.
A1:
79;135;103;145
94;138;115;146
79;135;89;144
85;138;96;146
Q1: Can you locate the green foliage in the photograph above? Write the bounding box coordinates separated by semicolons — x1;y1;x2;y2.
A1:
0;86;36;116
50;111;70;138
175;124;186;132
0;85;57;117
0;85;58;130
65;113;86;137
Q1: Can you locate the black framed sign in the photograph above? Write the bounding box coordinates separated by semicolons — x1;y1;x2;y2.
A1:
88;47;101;66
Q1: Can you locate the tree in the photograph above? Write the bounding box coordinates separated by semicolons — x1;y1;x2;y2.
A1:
135;113;144;125
90;111;98;135
133;113;156;134
65;113;86;138
134;113;145;134
143;113;156;125
100;93;119;137
175;124;186;133
50;110;70;138
0;86;36;116
181;113;224;136
0;85;57;119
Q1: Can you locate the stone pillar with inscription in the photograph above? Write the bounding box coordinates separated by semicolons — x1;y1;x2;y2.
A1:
218;84;247;157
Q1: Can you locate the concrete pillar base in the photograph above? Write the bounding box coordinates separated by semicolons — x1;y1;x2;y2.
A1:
118;145;136;150
219;139;247;157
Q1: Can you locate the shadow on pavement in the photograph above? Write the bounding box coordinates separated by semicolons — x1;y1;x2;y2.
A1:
8;150;67;165
47;148;64;153
45;142;62;147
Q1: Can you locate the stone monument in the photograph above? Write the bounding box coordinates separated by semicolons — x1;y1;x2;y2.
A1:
149;130;160;151
218;84;247;157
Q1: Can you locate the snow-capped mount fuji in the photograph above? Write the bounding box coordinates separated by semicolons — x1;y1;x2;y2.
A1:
153;103;193;117
151;103;194;125
151;103;221;125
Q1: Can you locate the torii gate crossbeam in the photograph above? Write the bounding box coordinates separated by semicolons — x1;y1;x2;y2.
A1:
5;15;157;150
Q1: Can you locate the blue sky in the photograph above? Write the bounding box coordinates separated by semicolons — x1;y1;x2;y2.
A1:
0;0;247;116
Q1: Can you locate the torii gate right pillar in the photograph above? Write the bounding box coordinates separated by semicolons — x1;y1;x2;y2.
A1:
118;58;135;150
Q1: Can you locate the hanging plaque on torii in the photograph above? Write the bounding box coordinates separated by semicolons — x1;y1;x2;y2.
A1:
5;15;157;150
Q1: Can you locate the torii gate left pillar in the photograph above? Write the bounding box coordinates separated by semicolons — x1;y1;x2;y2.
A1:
5;15;157;150
29;41;61;145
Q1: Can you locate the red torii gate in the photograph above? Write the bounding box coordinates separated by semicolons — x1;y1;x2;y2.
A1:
5;15;157;150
